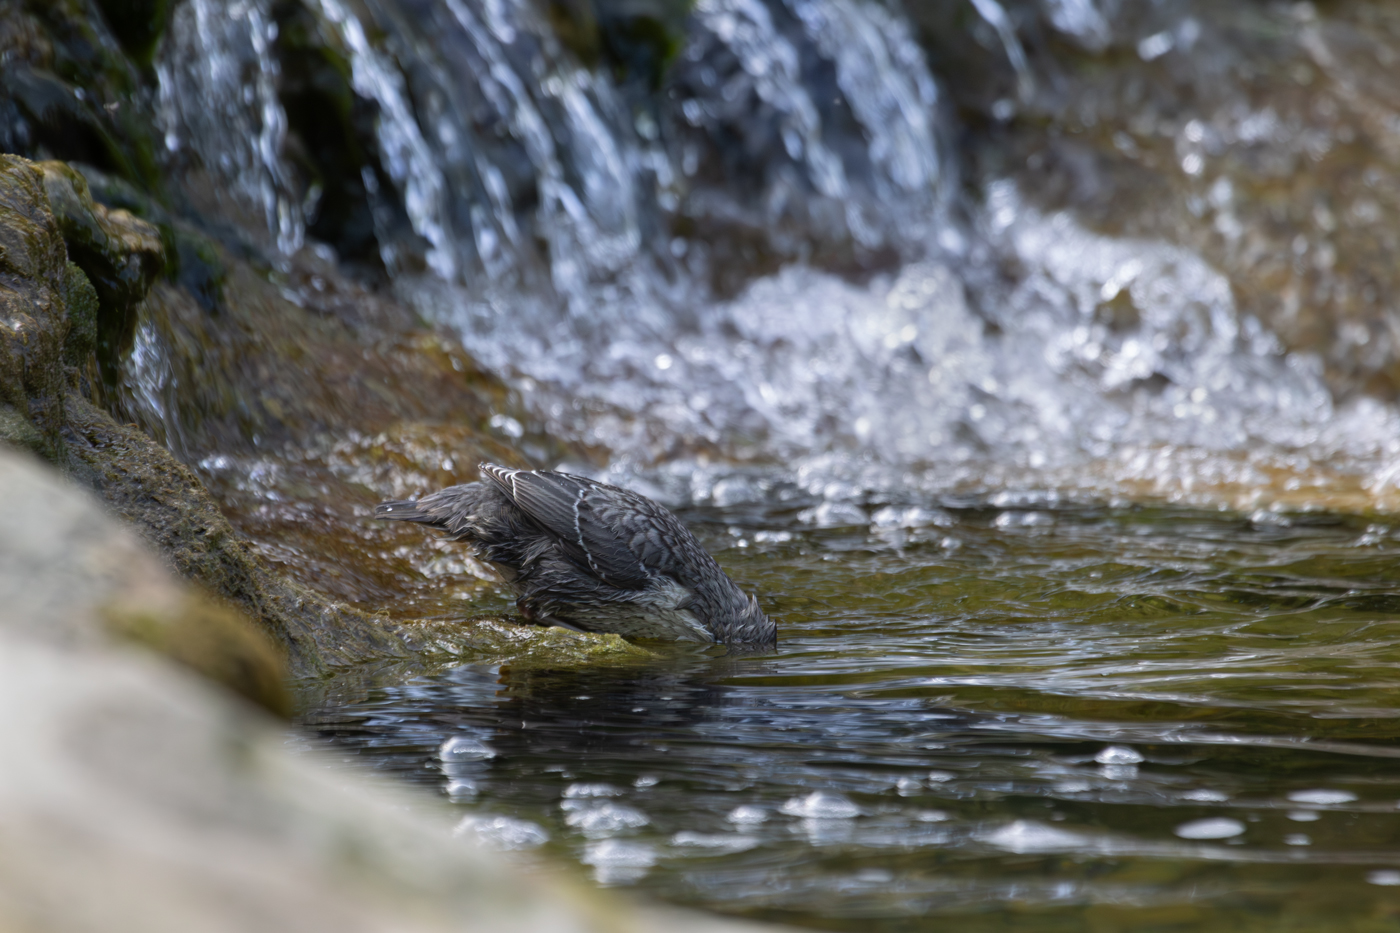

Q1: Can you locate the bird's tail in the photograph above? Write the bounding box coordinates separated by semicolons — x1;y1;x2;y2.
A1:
373;482;493;539
374;499;440;525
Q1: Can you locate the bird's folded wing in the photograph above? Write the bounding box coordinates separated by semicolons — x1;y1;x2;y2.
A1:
480;464;653;589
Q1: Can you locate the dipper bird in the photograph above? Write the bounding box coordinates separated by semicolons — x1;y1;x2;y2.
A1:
374;463;776;647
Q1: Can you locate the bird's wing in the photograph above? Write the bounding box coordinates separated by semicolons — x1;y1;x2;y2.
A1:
479;463;656;590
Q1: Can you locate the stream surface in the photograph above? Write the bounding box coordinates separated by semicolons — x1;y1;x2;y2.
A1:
303;503;1400;930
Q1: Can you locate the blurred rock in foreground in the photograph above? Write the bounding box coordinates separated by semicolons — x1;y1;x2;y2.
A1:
0;444;782;933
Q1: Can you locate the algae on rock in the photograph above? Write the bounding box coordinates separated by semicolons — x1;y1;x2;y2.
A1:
0;152;73;461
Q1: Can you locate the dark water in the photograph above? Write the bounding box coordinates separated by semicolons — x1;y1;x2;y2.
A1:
302;505;1400;930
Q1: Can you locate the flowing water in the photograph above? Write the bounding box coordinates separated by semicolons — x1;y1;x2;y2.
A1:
123;0;1400;927
303;504;1400;930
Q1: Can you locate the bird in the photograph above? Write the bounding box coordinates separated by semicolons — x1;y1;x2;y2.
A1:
374;463;776;647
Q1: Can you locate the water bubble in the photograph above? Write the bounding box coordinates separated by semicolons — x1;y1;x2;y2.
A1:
454;815;549;850
670;831;760;853
633;775;659;788
1287;810;1321;822
798;502;867;527
926;771;955;783
1094;746;1144;765
870;506;955;528
1287;789;1356;806
439;736;496;761
1182;789;1230;802
446;779;479;799
994;510;1055;529
563;782;623;798
727;805;769;824
1174;818;1245;840
582;839;657;884
1284;834;1311;846
1367;870;1400;886
896;777;922;796
916;810;950;822
781;790;862;819
1136;30;1174;61
984;820;1086;853
564;801;650;835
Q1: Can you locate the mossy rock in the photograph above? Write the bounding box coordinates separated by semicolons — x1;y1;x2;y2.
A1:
0;153;73;460
0;2;166;192
34;159;164;385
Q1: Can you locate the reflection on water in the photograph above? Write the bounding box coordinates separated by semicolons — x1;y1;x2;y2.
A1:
303;505;1400;930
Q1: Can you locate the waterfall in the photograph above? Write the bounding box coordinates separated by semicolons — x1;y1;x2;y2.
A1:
149;0;1400;508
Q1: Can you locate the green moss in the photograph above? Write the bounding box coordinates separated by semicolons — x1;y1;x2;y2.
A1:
0;154;72;461
401;617;658;666
61;259;98;365
35;160;164;388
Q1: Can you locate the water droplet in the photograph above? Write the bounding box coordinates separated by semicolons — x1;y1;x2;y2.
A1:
780;790;862;819
454;815;549;849
1182;789;1229;802
446;779;479;799
564;801;649;835
563;782;623;798
1094;746;1144;765
896;777;922;796
582;839;656;884
984;820;1086;853
671;831;760;853
1174;818;1244;840
727;805;769;824
1287;789;1356;806
439;736;495;761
